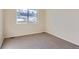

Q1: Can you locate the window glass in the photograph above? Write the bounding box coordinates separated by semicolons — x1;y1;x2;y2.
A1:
16;9;37;24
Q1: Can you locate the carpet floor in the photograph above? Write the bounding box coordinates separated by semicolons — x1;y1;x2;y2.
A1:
2;32;79;49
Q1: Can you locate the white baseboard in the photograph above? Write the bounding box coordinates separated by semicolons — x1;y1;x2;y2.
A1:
46;32;79;46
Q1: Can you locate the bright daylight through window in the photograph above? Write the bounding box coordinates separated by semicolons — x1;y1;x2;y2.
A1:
16;9;37;24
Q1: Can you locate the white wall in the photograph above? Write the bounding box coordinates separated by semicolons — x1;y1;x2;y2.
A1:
4;9;45;38
46;9;79;45
0;10;4;48
4;9;79;46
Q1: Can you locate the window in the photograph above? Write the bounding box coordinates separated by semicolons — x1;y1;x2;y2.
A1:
16;9;37;24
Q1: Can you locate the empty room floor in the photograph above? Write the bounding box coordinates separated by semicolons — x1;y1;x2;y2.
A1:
2;32;79;49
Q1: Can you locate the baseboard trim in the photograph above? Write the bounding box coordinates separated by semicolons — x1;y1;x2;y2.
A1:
46;32;79;46
4;32;46;39
4;31;79;46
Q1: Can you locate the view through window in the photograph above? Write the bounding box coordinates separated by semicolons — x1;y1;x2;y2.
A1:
16;9;37;24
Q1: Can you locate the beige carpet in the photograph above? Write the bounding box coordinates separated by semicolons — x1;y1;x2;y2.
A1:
2;32;79;49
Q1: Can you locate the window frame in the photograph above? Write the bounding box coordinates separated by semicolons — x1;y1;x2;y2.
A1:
16;9;38;24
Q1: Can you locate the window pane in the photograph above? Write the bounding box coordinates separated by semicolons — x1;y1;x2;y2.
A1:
16;9;37;24
28;9;37;23
16;9;28;23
